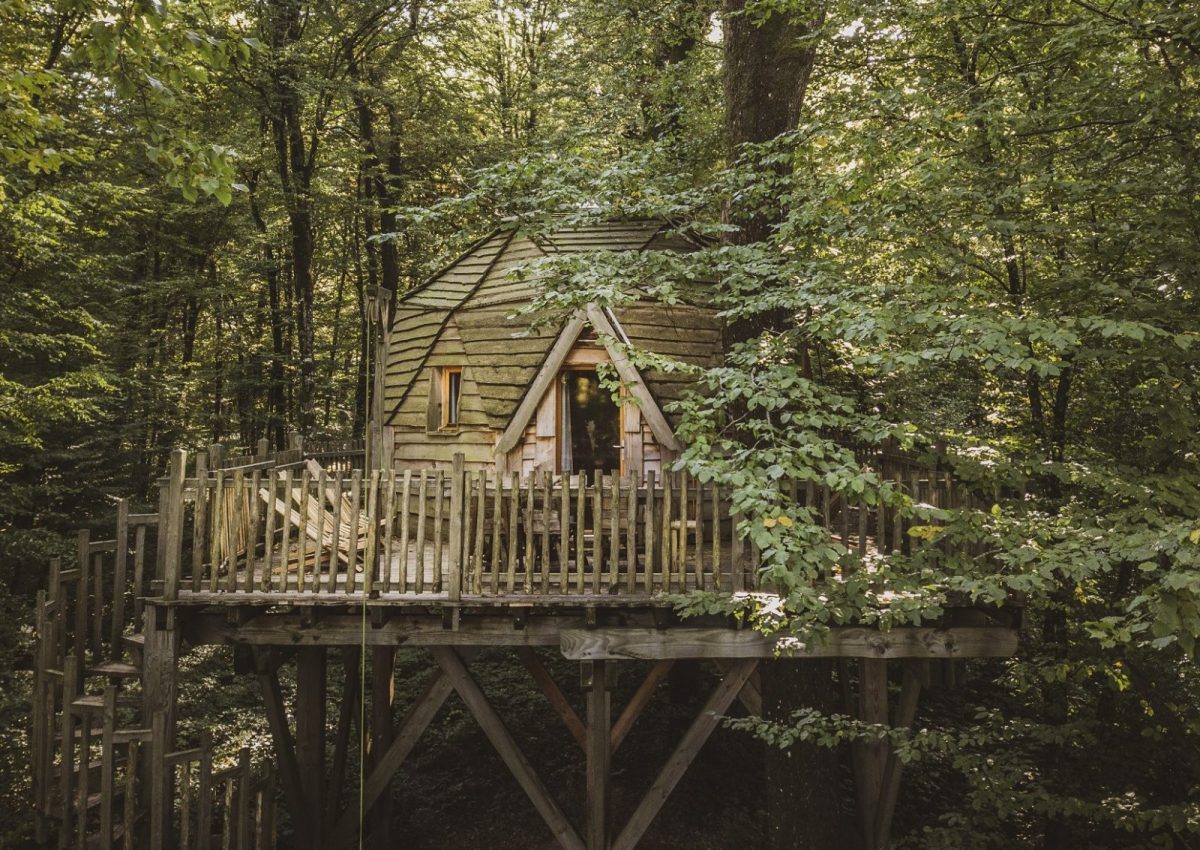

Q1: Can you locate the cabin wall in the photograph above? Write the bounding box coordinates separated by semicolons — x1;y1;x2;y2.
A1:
388;318;499;471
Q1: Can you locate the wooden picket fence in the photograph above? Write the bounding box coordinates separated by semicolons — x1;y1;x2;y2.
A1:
156;448;974;602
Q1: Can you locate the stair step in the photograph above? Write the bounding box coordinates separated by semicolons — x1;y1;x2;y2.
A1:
85;661;141;678
122;634;145;648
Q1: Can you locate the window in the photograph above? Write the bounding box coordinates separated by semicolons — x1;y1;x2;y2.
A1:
441;367;462;428
559;369;621;472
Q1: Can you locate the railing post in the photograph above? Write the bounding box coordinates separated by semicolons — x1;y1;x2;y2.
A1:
448;453;465;602
256;438;270;461
111;498;129;658
288;431;304;454
162;449;187;601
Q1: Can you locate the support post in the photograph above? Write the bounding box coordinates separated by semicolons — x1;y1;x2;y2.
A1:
111;498;129;657
295;647;327;849
855;658;889;850
369;646;397;849
142;606;179;850
584;661;612;850
162;449;187;601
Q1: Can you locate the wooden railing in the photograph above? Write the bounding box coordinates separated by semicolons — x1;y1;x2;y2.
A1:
154;449;972;602
31;491;277;849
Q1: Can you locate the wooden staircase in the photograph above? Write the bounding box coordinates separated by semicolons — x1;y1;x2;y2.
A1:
31;500;278;849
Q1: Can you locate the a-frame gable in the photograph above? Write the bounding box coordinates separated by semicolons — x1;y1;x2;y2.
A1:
493;307;681;456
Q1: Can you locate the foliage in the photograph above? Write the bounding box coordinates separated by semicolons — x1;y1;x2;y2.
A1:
2;0;1199;847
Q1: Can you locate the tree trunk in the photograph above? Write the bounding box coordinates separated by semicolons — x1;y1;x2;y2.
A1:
266;0;318;435
722;3;850;848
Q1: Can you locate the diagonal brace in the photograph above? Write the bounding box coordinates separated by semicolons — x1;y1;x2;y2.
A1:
613;659;758;850
433;647;586;850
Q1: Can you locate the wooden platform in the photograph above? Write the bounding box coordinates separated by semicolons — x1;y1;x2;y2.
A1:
29;441;1022;850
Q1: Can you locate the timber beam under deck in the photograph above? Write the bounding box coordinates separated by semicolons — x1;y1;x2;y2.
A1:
174;601;1021;658
154;600;1019;850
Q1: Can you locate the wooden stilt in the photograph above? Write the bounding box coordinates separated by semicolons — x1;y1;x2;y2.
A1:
369;646;396;850
295;647;328;850
612;659;758;850
142;607;179;850
584;660;612;850
854;658;889;850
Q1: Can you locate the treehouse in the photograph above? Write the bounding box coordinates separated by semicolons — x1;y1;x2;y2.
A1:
28;219;1021;850
380;219;721;476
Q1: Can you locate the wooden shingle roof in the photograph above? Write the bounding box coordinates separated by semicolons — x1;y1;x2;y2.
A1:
382;219;716;430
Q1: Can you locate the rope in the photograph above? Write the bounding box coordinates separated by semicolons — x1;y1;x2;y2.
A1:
357;287;376;849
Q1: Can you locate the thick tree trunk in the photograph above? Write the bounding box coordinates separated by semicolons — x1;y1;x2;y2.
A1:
267;0;318;435
248;173;287;449
762;661;852;849
722;3;850;848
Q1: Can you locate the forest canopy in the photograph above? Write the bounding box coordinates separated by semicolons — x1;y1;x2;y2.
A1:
2;0;1199;848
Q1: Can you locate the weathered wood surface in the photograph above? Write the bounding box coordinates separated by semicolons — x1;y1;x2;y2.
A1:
141;441;1002;609
560;627;1020;660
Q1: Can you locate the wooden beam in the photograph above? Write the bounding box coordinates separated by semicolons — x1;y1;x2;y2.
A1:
256;660;310;841
431;646;586;850
610;660;674;753
142;609;179;850
495;315;587;455
612;660;758;850
185;612;579;647
518;647;586;751
162;449;187;600
854;658;888;849
586;306;681;452
585;661;611;850
561;627;1019;660
873;663;922;850
712;659;761;716
327;660;459;849
368;646;395;850
295;647;327;849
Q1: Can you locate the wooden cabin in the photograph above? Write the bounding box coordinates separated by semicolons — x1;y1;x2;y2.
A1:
381;219;722;476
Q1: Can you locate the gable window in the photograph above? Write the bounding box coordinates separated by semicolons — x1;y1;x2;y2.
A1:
441;367;462;428
427;366;464;432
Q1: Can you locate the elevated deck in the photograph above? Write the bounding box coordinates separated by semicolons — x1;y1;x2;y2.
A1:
31;439;1020;850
